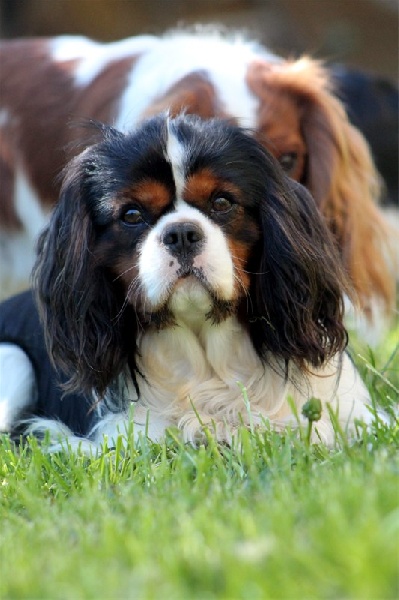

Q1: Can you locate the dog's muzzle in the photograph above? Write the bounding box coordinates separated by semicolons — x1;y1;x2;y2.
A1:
161;221;205;263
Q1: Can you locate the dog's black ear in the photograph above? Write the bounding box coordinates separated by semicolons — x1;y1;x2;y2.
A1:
248;177;351;370
33;145;137;398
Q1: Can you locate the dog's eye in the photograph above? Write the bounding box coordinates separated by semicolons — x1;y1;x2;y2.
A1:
121;208;143;225
211;196;233;214
278;152;298;175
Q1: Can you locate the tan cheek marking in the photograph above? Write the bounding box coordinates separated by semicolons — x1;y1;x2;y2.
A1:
228;239;252;298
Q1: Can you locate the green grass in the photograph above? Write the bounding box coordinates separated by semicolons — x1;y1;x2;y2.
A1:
1;324;398;600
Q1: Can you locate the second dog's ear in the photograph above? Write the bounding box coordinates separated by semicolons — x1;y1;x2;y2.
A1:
247;57;394;315
249;177;351;370
33;145;137;398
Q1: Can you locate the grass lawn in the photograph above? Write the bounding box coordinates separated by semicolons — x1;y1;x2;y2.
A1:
1;324;398;600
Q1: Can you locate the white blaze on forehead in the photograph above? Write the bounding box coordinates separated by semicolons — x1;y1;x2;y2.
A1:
165;117;187;199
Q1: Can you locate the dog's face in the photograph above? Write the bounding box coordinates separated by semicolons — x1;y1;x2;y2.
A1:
35;114;349;397
92;117;264;327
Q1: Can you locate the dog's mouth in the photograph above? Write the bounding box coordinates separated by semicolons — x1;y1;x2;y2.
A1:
175;263;207;283
142;267;234;329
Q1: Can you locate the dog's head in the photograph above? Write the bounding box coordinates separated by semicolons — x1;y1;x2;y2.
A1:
34;114;350;397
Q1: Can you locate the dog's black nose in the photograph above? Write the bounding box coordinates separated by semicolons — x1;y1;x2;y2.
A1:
162;221;204;258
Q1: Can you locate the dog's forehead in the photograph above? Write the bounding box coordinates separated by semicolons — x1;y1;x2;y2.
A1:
164;117;187;199
122;117;230;200
92;116;262;220
160;116;254;198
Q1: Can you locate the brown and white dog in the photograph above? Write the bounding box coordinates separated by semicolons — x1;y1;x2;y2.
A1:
0;30;396;339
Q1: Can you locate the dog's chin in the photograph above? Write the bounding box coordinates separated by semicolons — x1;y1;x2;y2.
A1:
168;276;214;318
141;274;235;330
170;276;235;329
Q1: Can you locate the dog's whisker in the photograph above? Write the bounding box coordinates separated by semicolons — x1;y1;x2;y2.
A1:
112;264;137;283
232;271;248;297
232;271;254;314
113;276;140;323
229;252;267;276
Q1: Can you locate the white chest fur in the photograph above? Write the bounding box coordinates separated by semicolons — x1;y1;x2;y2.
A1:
137;316;287;424
131;309;371;445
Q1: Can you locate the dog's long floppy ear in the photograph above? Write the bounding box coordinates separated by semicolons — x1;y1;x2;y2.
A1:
247;58;395;317
248;176;351;371
33;142;137;398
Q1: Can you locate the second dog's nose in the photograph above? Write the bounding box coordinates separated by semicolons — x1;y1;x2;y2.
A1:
162;222;204;258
